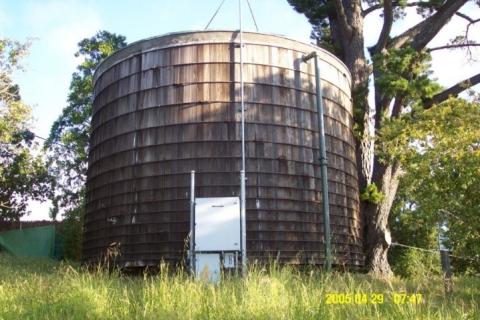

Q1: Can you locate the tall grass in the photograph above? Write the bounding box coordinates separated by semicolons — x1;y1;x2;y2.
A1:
0;254;478;319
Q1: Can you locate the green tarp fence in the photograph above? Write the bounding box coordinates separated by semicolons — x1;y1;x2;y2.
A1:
0;225;62;258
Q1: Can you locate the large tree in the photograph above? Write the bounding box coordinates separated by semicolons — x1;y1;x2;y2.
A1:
46;31;127;217
287;0;480;276
0;39;52;220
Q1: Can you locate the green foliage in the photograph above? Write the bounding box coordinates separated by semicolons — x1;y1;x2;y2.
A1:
373;46;441;108
310;23;340;54
383;98;480;273
389;192;441;277
46;31;126;213
0;254;478;319
0;39;30;74
286;0;330;26
379;98;480;167
391;248;441;278
0;39;52;220
360;183;385;204
286;1;338;53
352;82;370;138
57;201;85;261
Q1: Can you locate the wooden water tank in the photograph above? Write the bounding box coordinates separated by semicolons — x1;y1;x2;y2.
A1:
83;31;363;268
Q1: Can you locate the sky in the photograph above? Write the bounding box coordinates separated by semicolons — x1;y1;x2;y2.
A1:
0;0;478;220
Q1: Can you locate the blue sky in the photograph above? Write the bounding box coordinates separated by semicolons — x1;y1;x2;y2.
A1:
1;0;314;138
0;0;478;220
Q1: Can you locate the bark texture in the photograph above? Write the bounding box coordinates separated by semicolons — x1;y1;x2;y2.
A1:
363;161;403;276
327;1;372;189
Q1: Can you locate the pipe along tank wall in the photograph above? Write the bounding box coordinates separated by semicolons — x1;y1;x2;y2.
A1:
83;31;364;268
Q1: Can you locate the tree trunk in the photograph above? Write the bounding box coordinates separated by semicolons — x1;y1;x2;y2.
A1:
327;1;393;276
363;161;403;276
329;1;373;191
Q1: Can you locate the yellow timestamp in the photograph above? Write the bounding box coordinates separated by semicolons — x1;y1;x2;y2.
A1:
325;293;384;304
325;293;423;305
392;293;423;304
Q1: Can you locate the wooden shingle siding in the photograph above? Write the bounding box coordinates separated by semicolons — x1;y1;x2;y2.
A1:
83;31;363;268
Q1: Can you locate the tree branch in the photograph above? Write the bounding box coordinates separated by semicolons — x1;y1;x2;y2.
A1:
391;96;404;119
424;73;480;108
389;0;469;50
465;18;480;39
375;0;393;54
363;1;433;17
428;43;480;52
455;12;476;23
364;3;480;52
0;202;13;209
333;0;353;38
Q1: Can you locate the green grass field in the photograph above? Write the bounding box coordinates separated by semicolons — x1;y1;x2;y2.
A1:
0;254;477;319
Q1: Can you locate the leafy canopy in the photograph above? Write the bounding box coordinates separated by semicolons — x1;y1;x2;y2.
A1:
46;31;127;217
0;39;52;220
381;98;480;272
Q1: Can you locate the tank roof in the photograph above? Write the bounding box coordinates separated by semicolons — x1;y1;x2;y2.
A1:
93;30;351;87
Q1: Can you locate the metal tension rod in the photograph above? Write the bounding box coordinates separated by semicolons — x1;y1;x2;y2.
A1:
189;170;196;275
302;52;332;272
239;0;247;277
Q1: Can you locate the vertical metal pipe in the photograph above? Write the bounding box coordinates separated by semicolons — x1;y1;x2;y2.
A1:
189;170;195;275
239;0;246;175
239;0;247;275
438;221;453;295
302;52;331;271
240;169;247;275
314;55;332;272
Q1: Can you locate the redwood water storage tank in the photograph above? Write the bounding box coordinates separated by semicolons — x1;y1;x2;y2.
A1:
83;31;363;268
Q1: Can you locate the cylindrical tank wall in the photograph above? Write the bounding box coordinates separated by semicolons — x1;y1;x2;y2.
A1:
83;31;363;268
